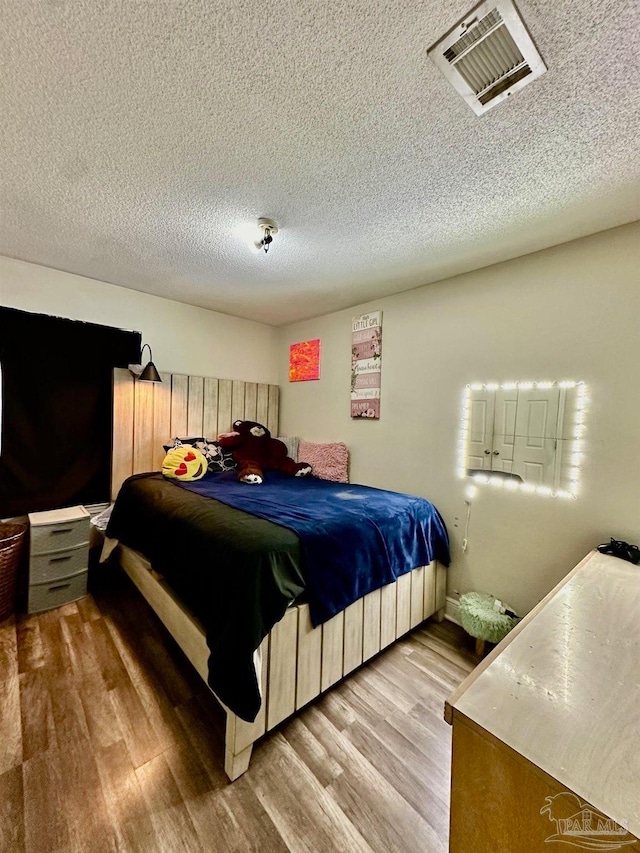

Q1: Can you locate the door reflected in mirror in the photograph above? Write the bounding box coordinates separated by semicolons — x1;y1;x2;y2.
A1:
460;381;586;497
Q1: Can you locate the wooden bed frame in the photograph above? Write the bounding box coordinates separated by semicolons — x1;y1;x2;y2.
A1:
110;367;446;780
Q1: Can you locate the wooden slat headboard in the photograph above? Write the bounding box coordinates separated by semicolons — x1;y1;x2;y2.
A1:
112;367;280;500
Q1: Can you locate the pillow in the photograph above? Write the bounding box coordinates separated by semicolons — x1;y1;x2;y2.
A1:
162;436;205;454
161;446;208;481
276;436;299;462
298;440;349;483
199;439;238;474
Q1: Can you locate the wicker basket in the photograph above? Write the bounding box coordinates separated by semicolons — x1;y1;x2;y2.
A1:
0;522;27;623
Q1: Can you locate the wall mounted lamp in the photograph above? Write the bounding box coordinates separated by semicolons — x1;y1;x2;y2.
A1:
129;344;162;382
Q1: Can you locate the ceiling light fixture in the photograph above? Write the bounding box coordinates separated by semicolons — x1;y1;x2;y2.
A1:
256;218;278;254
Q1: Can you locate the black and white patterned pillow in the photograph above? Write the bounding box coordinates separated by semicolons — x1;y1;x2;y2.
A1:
198;440;238;474
162;436;205;455
162;436;236;474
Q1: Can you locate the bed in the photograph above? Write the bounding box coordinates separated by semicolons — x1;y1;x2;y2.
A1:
108;367;449;780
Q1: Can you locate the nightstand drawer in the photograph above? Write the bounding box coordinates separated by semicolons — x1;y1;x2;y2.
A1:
30;517;90;555
28;570;88;614
30;543;88;584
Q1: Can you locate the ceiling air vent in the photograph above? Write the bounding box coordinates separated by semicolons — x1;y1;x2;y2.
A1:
427;0;547;115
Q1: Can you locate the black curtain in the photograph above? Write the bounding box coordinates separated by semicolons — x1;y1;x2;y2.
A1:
0;307;141;517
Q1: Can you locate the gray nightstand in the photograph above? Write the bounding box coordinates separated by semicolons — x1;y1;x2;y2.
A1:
27;505;90;613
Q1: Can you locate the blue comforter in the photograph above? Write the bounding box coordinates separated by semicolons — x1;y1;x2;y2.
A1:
179;471;450;626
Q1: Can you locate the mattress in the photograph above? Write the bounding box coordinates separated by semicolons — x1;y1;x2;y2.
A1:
106;471;449;720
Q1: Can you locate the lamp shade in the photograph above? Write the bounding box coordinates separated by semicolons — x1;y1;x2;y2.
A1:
139;360;162;382
138;344;162;382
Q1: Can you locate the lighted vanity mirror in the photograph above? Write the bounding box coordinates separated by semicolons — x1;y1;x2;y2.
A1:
459;381;586;498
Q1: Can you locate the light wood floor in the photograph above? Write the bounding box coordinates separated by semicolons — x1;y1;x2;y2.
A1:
0;566;477;853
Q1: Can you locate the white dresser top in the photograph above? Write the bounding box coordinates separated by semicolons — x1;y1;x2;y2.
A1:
28;505;90;526
450;550;640;837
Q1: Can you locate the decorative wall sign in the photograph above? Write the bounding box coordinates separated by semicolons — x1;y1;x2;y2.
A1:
351;311;382;418
289;338;321;382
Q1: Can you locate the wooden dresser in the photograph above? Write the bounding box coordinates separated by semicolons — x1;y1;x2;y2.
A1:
27;505;90;613
446;550;640;852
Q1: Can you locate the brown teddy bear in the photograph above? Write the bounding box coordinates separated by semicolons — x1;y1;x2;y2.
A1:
217;420;312;484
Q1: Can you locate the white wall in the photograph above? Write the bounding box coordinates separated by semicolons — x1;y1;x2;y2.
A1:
0;257;279;383
277;222;640;615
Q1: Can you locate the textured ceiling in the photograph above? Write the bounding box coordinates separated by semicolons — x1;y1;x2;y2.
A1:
1;0;639;326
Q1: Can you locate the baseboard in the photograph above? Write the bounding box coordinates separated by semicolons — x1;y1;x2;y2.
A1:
445;595;461;625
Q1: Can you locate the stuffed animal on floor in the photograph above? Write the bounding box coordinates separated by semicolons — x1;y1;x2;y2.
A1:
217;420;312;485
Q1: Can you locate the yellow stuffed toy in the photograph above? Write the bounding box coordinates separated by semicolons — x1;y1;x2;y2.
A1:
161;446;207;481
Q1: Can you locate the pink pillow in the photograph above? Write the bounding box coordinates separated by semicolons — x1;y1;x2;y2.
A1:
298;440;349;483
